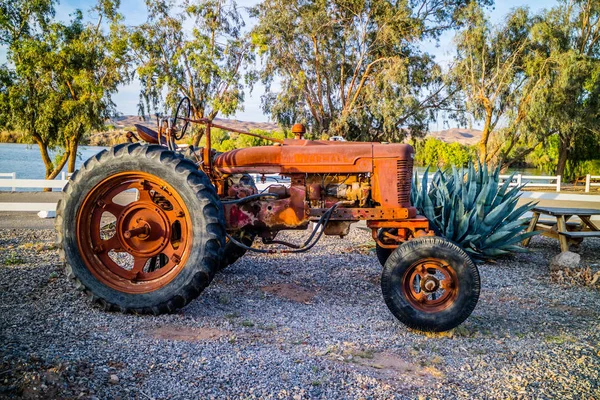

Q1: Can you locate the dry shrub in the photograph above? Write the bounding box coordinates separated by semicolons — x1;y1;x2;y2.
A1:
551;266;600;289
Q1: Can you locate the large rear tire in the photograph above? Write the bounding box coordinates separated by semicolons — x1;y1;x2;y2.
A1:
56;143;225;314
381;236;480;332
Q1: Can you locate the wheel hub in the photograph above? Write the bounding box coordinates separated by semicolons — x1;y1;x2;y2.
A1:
117;201;171;258
404;258;458;312
422;276;439;293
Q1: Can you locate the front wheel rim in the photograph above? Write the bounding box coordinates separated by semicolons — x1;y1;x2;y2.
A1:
76;172;193;294
402;258;459;312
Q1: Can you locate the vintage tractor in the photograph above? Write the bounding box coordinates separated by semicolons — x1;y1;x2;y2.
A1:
56;98;480;332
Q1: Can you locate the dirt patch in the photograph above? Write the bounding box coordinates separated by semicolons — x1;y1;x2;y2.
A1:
147;326;230;342
354;352;443;379
261;283;317;303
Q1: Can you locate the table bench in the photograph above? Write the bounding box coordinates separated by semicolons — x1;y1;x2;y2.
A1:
522;207;600;252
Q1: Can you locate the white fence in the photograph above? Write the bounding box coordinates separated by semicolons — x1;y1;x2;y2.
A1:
0;172;16;191
1;170;599;215
0;172;70;215
0;172;71;192
584;174;600;193
416;173;564;192
499;174;561;192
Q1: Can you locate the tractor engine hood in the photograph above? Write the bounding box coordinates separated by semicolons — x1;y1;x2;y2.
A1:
213;139;414;175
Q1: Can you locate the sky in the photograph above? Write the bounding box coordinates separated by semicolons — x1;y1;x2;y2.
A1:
9;0;557;125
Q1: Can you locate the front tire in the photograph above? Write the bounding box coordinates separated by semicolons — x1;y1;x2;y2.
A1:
381;236;480;332
56;143;225;314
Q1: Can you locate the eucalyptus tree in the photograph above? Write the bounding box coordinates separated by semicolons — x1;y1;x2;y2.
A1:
448;4;550;164
524;0;600;178
129;0;254;147
251;0;491;142
0;0;129;178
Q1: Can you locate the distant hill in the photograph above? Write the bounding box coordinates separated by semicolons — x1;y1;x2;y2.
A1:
83;115;281;146
82;115;481;147
427;128;482;146
109;115;280;132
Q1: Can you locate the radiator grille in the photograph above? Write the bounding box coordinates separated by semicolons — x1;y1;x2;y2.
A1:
397;159;413;205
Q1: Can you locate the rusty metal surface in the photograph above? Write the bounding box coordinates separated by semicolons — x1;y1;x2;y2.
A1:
291;123;306;139
323;221;352;236
131;114;427;248
134;124;166;145
310;207;415;220
403;258;458;312
77;172;192;294
213;142;413;176
369;216;432;248
366;215;426;228
225;177;308;232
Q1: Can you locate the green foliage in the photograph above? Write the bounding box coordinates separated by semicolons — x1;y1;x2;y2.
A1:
129;0;254;146
450;4;545;164
251;0;491;141
529;135;600;179
413;138;475;168
0;0;129;177
411;163;537;259
520;0;600;179
4;252;24;265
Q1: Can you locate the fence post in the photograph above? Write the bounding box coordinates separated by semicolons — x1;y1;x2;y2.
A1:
556;175;561;192
11;172;16;192
60;171;66;181
586;174;591;193
516;174;522;186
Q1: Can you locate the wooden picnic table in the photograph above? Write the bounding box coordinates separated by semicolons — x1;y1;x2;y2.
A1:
522;206;600;252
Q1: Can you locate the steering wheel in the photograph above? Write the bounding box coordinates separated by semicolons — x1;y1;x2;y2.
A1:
173;97;191;140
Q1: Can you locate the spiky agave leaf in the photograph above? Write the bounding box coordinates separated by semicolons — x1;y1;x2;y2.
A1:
411;161;538;260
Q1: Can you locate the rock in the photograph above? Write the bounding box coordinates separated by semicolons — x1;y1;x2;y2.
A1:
108;374;119;385
37;210;56;219
550;251;581;271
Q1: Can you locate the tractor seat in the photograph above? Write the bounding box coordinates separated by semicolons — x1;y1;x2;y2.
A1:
134;124;166;145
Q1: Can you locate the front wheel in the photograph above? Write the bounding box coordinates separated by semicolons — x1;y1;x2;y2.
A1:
381;236;480;332
56;143;225;314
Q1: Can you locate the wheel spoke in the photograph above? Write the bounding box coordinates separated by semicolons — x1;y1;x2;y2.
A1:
137;189;153;202
102;236;122;252
132;257;150;275
413;290;427;302
104;201;125;217
440;279;453;290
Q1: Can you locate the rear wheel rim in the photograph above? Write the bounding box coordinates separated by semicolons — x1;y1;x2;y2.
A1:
403;258;458;312
76;172;193;294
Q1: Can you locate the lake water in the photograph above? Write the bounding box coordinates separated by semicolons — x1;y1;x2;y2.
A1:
0;143;107;181
0;142;546;186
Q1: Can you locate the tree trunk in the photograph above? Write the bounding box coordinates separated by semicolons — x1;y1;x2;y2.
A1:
556;135;569;177
192;108;204;148
33;136;55;180
193;128;203;148
478;110;493;164
68;140;78;173
32;135;69;190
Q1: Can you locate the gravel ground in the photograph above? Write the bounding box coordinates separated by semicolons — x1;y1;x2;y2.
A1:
0;227;599;399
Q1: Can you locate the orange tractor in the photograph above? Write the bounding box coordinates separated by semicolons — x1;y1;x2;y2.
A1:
56;98;480;332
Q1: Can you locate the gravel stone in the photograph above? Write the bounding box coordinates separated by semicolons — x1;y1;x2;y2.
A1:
0;227;599;399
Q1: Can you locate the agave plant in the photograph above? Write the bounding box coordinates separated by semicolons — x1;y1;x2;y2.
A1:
411;162;538;259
